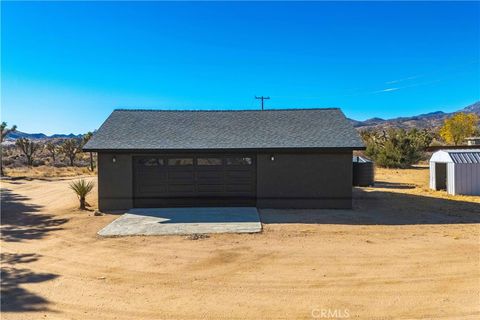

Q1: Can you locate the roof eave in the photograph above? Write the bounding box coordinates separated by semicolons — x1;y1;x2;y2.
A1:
82;146;366;153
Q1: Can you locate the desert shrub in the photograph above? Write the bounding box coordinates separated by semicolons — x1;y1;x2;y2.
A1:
69;179;95;210
2;158;14;166
10;159;25;168
32;159;46;167
362;128;433;168
54;162;67;168
74;159;90;167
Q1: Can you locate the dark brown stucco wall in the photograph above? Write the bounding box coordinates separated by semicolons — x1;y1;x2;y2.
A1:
96;151;353;210
256;152;353;209
97;153;133;211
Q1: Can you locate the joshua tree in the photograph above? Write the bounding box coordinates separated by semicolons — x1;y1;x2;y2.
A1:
0;122;17;142
82;132;94;171
60;139;81;166
69;179;95;210
15;138;41;166
44;142;58;163
1;122;17;176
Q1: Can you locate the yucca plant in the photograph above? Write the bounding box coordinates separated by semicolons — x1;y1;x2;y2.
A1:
69;179;95;210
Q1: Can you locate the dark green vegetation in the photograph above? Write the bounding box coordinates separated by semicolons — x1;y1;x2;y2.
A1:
361;128;433;168
360;111;479;168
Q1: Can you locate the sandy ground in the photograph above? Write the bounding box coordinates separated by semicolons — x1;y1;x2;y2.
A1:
1;167;479;319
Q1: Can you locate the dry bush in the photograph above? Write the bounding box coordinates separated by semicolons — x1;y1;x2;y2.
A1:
4;165;96;178
2;139;97;178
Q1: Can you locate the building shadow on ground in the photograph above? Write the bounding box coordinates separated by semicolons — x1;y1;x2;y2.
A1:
260;187;480;225
1;253;59;312
373;181;416;189
1;188;69;242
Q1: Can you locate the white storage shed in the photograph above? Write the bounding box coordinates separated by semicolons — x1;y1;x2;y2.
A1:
429;149;480;195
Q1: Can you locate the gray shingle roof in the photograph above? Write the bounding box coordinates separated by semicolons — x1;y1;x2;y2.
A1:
83;108;365;151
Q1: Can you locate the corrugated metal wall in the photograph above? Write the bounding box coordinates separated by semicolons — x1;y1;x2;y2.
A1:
447;163;456;195
430;150;480;196
429;161;436;190
453;163;480;195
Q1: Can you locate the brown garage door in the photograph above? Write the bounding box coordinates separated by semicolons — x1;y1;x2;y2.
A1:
133;154;256;207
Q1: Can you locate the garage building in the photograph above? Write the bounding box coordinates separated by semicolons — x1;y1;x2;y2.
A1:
429;149;480;196
83;108;365;211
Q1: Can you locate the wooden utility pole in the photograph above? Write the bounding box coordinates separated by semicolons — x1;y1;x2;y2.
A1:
255;96;270;110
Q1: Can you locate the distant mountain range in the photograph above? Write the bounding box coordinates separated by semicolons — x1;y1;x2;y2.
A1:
349;101;480;130
4;101;479;141
5;131;83;141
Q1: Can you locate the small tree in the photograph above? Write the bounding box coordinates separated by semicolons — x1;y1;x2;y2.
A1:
15;138;41;166
363;128;433;168
0;122;17;142
440;112;479;145
60;139;81;166
44;142;58;163
1;122;17;175
69;179;95;210
82;132;94;171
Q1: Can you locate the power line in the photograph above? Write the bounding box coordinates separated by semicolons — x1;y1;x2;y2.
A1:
255;96;270;110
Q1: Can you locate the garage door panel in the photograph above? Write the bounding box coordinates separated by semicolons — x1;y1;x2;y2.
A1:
225;174;253;181
137;185;168;195
226;184;255;192
197;179;224;186
168;171;194;179
198;178;224;186
168;180;196;186
197;184;225;192
134;154;256;207
196;171;224;179
167;184;196;193
225;179;253;186
134;197;255;207
137;167;166;172
136;173;168;182
225;170;254;178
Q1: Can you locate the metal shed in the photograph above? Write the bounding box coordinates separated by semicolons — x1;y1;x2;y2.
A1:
429;149;480;196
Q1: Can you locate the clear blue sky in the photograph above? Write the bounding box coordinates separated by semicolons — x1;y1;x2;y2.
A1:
2;1;479;135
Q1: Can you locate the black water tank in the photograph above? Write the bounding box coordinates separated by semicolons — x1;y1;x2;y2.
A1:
353;156;374;186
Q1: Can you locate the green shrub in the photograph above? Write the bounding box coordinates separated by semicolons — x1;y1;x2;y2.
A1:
362;128;433;168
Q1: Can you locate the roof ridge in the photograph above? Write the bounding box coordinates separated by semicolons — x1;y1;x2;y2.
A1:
113;108;340;112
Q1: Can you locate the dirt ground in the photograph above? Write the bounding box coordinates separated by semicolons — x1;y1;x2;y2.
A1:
1;167;479;319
